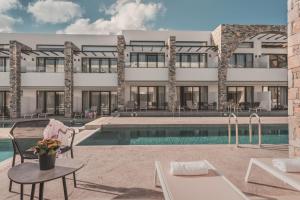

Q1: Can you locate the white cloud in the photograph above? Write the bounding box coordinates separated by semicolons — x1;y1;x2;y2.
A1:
28;0;82;24
58;0;165;34
0;0;21;32
0;0;21;13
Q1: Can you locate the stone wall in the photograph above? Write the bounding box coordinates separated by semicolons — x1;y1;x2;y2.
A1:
211;24;287;110
167;36;177;111
117;35;126;110
64;41;79;118
9;41;31;119
288;0;300;157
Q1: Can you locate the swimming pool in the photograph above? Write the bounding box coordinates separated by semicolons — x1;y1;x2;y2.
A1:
78;124;288;146
0;139;13;162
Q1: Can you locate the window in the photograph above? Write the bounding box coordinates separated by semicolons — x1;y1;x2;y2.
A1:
82;91;118;114
130;53;165;68
37;91;64;115
0;57;9;72
263;86;288;110
130;41;165;46
81;45;117;52
36;44;64;51
229;54;253;68
0;91;10;116
130;86;166;110
81;58;117;73
268;54;287;68
177;86;208;110
176;53;207;68
36;57;64;72
176;41;208;46
227;86;253;108
262;42;286;48
238;42;253;48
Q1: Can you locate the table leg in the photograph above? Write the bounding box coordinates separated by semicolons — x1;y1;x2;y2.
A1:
62;176;68;200
73;172;77;188
39;183;44;200
30;184;35;200
20;184;23;200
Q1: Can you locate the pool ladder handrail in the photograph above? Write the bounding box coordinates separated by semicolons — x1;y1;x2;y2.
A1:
249;113;262;147
228;113;239;147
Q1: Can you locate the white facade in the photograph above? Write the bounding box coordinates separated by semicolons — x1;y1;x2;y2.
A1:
0;27;288;116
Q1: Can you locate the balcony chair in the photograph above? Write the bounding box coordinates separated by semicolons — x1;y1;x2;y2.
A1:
249;102;263;113
187;101;198;112
140;101;148;112
125;101;136;112
8;119;77;192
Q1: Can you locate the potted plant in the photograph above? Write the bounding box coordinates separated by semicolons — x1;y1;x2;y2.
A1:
34;139;61;170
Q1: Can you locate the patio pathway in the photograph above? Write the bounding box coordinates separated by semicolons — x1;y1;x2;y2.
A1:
0;144;299;200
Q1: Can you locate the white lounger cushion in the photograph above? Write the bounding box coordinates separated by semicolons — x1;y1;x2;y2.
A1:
170;161;208;176
272;158;300;173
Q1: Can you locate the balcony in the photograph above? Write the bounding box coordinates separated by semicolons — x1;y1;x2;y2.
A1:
0;72;9;87
21;73;64;87
176;68;218;81
125;68;168;81
227;68;287;82
74;73;117;87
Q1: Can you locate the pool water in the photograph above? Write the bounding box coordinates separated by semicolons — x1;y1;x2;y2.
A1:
0;139;13;162
78;124;288;146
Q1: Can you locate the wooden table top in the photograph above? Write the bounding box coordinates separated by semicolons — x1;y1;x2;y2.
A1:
8;159;84;184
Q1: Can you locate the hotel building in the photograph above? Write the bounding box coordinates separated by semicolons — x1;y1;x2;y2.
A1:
0;24;287;118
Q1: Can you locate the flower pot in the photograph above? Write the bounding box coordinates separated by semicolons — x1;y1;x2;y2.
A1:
39;153;56;170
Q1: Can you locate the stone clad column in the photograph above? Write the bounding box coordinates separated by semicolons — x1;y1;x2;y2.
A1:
167;36;177;112
288;0;300;157
64;41;79;118
9;41;31;119
117;35;126;110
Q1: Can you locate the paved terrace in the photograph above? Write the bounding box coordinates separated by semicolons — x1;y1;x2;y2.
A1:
0;142;298;200
85;116;288;129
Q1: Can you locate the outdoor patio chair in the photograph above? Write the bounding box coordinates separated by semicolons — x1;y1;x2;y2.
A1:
249;102;263;113
125;101;136;112
187;101;198;112
245;158;300;191
140;101;148;111
155;160;249;200
8;119;77;192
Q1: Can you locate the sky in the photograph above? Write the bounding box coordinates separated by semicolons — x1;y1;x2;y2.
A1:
0;0;287;34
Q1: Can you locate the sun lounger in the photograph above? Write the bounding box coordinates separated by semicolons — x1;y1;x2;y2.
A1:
245;158;300;191
154;160;249;200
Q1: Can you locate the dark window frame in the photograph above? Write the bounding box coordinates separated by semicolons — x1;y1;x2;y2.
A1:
238;42;254;48
0;91;9;116
178;86;208;109
230;53;254;68
129;52;165;68
130;86;166;110
226;86;254;105
36;91;65;115
266;54;288;68
263;86;288;110
81;57;117;73
36;57;64;72
0;57;9;72
176;53;207;68
81;91;118;114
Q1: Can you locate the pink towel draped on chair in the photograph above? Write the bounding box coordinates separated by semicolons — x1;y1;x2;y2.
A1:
43;119;68;141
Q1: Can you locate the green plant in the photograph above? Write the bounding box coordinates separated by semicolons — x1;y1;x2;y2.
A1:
34;139;61;156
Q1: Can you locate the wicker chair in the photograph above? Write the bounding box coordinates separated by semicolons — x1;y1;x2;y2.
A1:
8;119;77;192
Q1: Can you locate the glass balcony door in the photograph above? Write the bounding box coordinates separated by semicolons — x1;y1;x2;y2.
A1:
0;91;9;116
130;86;166;110
83;91;117;115
178;86;208;109
37;91;65;115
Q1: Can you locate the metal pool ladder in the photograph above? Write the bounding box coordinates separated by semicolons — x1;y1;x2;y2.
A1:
228;113;239;147
249;113;262;147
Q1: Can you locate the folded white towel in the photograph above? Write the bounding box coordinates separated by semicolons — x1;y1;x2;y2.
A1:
272;159;300;173
170;161;209;176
